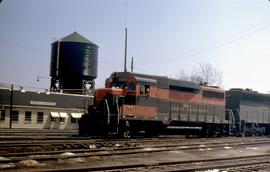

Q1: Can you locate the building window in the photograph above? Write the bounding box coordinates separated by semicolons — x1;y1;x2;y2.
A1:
37;112;44;123
60;117;65;123
0;110;5;121
11;111;19;123
51;117;56;122
25;111;31;123
71;117;77;123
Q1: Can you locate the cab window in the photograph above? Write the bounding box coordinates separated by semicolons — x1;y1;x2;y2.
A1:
128;82;136;91
112;81;127;89
140;85;150;95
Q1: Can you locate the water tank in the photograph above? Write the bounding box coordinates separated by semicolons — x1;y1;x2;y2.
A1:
50;32;98;94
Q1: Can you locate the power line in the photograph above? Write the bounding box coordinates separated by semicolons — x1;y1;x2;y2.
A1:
134;23;270;66
0;37;48;55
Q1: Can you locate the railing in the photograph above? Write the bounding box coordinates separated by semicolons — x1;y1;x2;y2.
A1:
0;83;47;93
0;83;95;97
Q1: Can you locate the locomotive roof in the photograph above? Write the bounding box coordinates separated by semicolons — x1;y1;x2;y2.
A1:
201;85;225;93
110;72;201;90
228;88;270;96
168;78;201;91
228;88;270;103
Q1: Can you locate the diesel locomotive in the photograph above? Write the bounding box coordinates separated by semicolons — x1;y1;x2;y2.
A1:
79;71;231;137
226;88;270;136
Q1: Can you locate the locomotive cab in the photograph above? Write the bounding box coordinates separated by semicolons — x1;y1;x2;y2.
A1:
79;72;164;137
101;72;160;136
79;72;137;136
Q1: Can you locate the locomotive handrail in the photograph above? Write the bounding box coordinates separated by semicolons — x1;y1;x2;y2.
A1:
105;99;110;125
116;97;120;133
225;109;235;134
235;109;242;132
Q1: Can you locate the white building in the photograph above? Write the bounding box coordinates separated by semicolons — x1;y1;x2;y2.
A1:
0;84;93;130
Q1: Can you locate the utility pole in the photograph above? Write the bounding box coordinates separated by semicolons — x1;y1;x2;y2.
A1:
9;84;13;129
131;57;134;72
124;28;127;72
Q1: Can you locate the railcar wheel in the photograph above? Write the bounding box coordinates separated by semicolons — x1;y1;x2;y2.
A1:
123;130;131;138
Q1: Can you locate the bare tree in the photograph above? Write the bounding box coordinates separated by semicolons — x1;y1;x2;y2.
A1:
176;63;223;87
175;70;190;81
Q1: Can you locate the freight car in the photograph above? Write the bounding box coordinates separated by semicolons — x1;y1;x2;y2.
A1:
226;88;270;136
79;72;229;137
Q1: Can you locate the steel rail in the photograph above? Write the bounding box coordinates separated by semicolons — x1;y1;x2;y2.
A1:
0;135;267;145
1;138;270;152
1;139;270;165
32;154;270;172
2;138;270;158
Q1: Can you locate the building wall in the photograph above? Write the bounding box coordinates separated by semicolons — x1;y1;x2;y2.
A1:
0;106;83;129
0;88;92;130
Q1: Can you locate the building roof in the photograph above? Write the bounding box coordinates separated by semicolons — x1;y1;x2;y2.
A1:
0;87;93;109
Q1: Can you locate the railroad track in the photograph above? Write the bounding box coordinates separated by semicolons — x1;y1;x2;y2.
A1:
25;154;270;172
1;138;270;171
0;136;268;147
2;138;270;158
0;129;78;137
1;136;270;154
0;137;206;153
0;138;270;159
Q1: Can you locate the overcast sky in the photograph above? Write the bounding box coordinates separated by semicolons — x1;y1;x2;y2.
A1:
1;0;270;92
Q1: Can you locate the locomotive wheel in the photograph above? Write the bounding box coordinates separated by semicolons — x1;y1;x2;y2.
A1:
123;130;131;138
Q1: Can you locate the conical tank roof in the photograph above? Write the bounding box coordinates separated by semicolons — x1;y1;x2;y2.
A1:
54;32;98;47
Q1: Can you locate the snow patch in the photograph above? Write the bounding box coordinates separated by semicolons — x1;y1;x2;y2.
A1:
246;147;258;150
0;156;9;161
89;144;96;149
169;150;182;153
115;144;121;147
18;159;41;167
0;163;16;168
224;146;232;149
203;169;221;172
61;152;75;157
143;147;155;151
68;158;85;163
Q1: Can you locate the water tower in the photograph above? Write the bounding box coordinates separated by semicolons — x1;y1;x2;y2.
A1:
50;32;98;94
